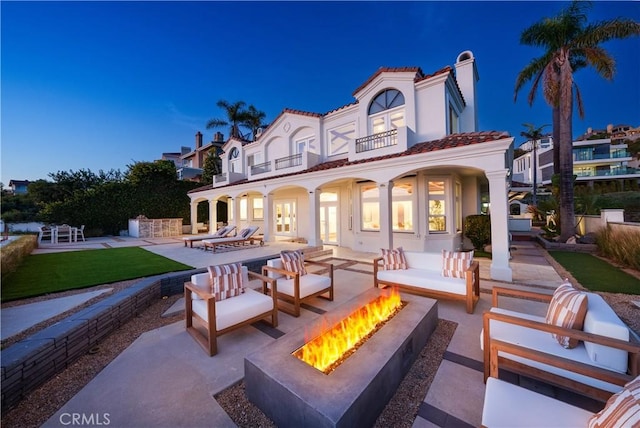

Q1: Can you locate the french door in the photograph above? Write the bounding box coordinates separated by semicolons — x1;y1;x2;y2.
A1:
320;190;339;244
274;200;296;237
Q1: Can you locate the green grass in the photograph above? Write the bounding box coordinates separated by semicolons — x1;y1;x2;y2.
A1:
548;251;640;295
1;247;193;302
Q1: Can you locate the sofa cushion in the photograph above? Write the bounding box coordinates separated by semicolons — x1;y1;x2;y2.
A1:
208;263;244;301
381;247;408;270
482;307;625;394
588;375;640;428
441;250;473;278
583;292;630;373
191;288;273;331
545;283;589;349
377;267;467;296
482;377;594;427
403;251;443;270
269;273;331;299
280;250;307;276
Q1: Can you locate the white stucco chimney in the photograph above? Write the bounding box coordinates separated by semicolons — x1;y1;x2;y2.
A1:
455;50;479;132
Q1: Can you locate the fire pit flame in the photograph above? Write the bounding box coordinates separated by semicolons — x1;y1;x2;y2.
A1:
293;287;403;374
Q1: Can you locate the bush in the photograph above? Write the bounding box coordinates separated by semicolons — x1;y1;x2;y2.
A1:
1;235;37;279
596;225;640;271
464;215;491;249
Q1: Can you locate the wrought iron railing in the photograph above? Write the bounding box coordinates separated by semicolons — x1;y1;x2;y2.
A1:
251;161;271;175
275;153;302;170
355;129;398;153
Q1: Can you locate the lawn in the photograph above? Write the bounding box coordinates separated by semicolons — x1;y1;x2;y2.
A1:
1;247;193;302
548;251;640;295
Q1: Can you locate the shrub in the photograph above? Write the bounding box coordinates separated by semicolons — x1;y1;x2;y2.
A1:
1;235;37;279
596;225;640;271
464;215;491;249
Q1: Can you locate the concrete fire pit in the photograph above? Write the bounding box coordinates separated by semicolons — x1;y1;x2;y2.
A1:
244;288;438;428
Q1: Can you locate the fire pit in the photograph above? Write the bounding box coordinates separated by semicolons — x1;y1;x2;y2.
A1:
244;288;438;428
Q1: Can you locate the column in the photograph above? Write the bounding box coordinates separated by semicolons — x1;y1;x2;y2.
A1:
208;199;218;233
378;181;393;250
486;169;512;282
307;189;321;246
263;193;273;242
190;201;198;234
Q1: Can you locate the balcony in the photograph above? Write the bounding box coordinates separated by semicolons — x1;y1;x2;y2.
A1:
250;161;271;175
355;129;398;153
213;171;246;187
275;153;303;170
214;173;227;184
575;167;640;178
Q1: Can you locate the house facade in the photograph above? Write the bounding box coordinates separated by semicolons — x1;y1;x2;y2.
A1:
187;51;515;282
162;132;225;181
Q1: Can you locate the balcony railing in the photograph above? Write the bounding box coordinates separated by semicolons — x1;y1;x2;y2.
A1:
214;173;227;183
355;129;398;153
250;161;271;175
575;167;640;178
275;153;302;170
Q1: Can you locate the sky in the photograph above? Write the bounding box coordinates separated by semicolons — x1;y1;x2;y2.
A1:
2;1;639;185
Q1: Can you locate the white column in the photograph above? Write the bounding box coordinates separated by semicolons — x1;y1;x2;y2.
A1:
190;201;198;234
208;199;217;233
486;169;512;282
378;181;393;250
307;189;321;246
263;194;273;242
228;198;236;228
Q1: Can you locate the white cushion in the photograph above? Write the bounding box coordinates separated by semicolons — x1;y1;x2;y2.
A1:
268;273;331;299
377;267;467;295
583;292;629;373
191;288;273;331
266;258;285;279
403;251;443;269
482;377;594;427
482;307;625;393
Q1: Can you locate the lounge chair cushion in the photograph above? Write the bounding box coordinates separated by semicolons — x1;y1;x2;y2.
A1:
274;274;332;300
381;247;408;270
280;250;307;276
441;250;473;278
588;375;640;427
208;263;244;301
545;283;589;349
191;288;274;332
190;268;250;301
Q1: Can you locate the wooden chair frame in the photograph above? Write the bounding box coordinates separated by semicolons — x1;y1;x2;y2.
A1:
184;270;278;356
261;260;334;317
484;286;640;402
372;257;480;313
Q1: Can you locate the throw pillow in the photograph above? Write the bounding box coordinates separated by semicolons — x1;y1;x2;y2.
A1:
280;250;307;276
588;375;639;428
545;282;589;349
381;247;408;270
207;262;244;302
442;250;473;278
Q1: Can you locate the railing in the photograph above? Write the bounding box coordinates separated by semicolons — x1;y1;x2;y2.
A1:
575;167;640;177
573;151;630;161
214;173;227;183
355;129;398;153
275;153;302;170
250;161;271;175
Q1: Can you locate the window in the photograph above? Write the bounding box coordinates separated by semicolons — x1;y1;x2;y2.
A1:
368;89;405;136
294;136;316;154
448;104;459;134
368;89;405;114
247;153;262;166
428;180;447;233
239;198;248;221
252;197;263;220
392;180;414;232
361;183;380;231
328;123;354;155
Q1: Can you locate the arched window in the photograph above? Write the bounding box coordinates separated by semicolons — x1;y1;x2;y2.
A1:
368;89;405;115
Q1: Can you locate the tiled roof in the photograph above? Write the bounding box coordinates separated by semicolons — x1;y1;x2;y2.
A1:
352;67;424;96
188;131;511;194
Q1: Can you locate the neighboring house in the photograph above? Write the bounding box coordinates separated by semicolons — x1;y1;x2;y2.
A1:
7;180;30;194
188;51;515;282
513;125;640;190
162;133;225;181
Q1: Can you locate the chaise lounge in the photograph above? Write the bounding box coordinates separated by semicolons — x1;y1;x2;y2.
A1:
182;224;236;248
202;226;262;253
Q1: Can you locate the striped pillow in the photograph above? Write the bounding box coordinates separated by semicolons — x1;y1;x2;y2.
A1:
545;282;589;349
381;247;408;270
588;375;639;428
280;250;307;276
207;262;244;301
442;250;473;278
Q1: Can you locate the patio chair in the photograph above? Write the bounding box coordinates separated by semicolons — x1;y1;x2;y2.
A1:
182;224;236;248
56;225;73;243
482;337;640;427
262;250;334;317
202;226;262;252
76;225;86;242
184;263;278;356
37;226;54;244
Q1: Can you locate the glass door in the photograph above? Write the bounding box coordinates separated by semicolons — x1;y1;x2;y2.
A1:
320;190;339;244
274;200;296;237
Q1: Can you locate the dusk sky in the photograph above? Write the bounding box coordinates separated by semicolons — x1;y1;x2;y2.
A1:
2;1;639;185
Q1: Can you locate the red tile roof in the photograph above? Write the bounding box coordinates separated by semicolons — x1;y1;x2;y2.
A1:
188;131;511;194
352;66;424;96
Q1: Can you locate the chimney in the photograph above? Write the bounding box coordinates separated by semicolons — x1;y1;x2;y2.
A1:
214;131;224;143
607;124;613;134
195;131;203;149
454;50;479;132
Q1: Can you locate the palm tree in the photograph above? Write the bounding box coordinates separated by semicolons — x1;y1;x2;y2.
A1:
520;123;549;207
206;100;249;139
514;1;639;242
243;105;267;141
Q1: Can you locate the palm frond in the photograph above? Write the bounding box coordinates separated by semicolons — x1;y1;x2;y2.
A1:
574;83;585;119
582;46;616;80
206;118;228;129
